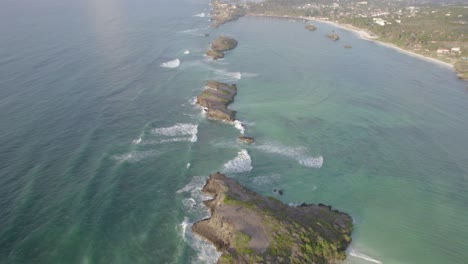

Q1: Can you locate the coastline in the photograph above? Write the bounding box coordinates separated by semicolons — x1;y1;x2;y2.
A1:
246;14;455;71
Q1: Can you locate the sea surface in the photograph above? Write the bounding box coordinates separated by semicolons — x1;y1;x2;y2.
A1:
1;0;468;263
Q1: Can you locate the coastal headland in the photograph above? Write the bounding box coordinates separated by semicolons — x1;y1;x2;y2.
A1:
192;172;353;264
207;0;467;79
210;0;246;28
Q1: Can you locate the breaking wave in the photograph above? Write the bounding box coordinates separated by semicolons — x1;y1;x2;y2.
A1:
152;123;198;142
256;142;323;168
178;177;221;263
184;50;190;55
222;149;253;174
160;59;180;68
132;137;142;144
349;250;383;264
179;218;221;264
233;120;245;135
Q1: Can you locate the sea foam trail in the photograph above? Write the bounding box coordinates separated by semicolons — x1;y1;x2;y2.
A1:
214;69;242;81
178;177;221;263
160;59;180;68
349;250;383;264
152;123;198;142
193;12;206;17
222;149;253;174
256;142;323;168
112;150;159;163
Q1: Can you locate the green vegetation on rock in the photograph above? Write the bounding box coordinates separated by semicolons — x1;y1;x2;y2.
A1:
192;173;353;264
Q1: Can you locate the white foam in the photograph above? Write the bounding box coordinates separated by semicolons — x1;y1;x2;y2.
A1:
160;59;180;68
184;50;190;55
241;72;259;78
182;198;197;211
112;150;159;163
298;156;324;168
132;137;142;144
194;12;206;17
349;250;383;264
152;123;198;137
159;137;196;143
187;163;191;169
222;149;253;174
233;120;245;135
178;177;221;264
256;142;323;168
177;176;213;204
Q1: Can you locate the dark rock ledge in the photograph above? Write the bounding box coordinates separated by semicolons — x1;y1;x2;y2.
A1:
197;81;237;122
192;172;354;264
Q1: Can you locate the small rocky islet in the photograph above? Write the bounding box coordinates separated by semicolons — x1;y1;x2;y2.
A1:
327;33;340;41
238;136;254;144
192;173;354;264
305;24;317;31
197;80;237;122
206;36;238;60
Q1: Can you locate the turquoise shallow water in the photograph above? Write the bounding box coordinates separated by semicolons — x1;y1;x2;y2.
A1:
1;0;467;263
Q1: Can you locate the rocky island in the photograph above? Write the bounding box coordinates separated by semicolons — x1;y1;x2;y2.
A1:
326;33;340;41
192;172;353;263
197;81;237;122
305;24;317;31
206;36;238;60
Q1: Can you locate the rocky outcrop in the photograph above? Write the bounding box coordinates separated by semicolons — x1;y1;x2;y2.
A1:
197;81;237;122
211;0;246;28
206;36;238;60
327;33;340;41
211;36;238;51
305;24;317;31
192;173;354;264
206;49;225;60
344;44;352;48
238;136;254;144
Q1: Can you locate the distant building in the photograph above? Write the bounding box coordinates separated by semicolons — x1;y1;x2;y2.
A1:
373;18;386;26
436;48;450;54
451;47;461;54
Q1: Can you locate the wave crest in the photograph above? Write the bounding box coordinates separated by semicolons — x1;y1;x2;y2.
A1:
160;59;180;68
222;149;253;174
349;250;382;264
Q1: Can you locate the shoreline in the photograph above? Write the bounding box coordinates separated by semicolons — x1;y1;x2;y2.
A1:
246;14;455;71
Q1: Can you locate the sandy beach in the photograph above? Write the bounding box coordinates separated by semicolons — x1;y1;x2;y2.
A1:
247;14;455;70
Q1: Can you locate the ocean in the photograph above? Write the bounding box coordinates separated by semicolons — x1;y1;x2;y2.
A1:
1;0;467;263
